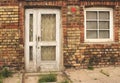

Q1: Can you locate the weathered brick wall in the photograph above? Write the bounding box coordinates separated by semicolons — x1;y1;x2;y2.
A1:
0;0;18;5
64;1;120;68
0;0;120;71
64;44;120;68
0;6;18;24
116;7;120;43
0;1;24;70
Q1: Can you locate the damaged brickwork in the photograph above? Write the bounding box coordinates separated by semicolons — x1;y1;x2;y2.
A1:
64;44;120;68
0;0;120;71
64;0;120;68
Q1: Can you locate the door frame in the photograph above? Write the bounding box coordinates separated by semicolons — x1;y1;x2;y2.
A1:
25;8;61;72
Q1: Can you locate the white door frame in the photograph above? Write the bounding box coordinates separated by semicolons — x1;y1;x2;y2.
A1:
25;9;61;72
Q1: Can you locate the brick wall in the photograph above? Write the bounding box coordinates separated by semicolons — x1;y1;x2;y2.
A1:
0;1;24;70
64;43;120;68
64;1;120;68
0;0;18;5
0;0;120;71
0;6;18;24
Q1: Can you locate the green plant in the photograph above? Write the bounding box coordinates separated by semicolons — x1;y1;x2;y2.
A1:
60;79;69;83
0;67;13;78
94;78;97;80
87;66;94;70
38;73;57;83
0;74;3;83
0;67;13;83
0;79;2;83
87;56;96;70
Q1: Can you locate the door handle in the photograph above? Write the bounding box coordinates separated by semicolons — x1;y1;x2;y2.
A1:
38;36;40;41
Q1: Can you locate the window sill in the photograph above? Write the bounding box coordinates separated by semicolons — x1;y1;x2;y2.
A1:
84;41;117;44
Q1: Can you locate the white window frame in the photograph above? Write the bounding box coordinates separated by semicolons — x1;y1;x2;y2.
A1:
84;7;113;43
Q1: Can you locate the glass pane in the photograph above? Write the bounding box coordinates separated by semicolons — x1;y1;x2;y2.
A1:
29;46;33;61
29;14;33;42
86;11;97;19
41;14;56;41
99;30;109;38
99;21;109;29
87;21;97;29
99;11;109;20
41;46;56;61
86;30;98;39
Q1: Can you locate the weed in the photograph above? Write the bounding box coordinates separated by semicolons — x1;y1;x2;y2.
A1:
38;73;57;83
94;78;97;80
0;79;2;83
0;67;13;78
0;73;3;83
60;79;69;83
0;67;13;83
87;66;94;70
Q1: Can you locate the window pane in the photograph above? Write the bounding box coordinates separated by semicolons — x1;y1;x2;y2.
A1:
86;11;97;19
99;11;109;20
86;30;98;39
29;14;33;42
41;14;56;41
41;46;56;61
99;30;109;38
87;21;97;29
99;21;109;29
29;46;33;61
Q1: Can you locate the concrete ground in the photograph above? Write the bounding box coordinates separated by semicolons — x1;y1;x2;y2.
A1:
3;72;66;83
23;72;66;83
3;66;120;83
64;66;120;83
3;73;22;83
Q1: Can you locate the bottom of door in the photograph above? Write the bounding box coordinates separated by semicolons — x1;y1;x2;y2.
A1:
37;62;59;72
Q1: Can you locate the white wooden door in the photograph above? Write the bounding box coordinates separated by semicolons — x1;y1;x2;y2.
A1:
25;9;60;72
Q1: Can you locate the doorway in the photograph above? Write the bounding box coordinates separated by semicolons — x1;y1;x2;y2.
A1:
25;9;60;72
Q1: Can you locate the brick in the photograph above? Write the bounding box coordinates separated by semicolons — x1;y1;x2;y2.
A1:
0;6;18;24
0;0;120;71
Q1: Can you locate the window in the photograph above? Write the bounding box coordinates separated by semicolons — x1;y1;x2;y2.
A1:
84;8;113;42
